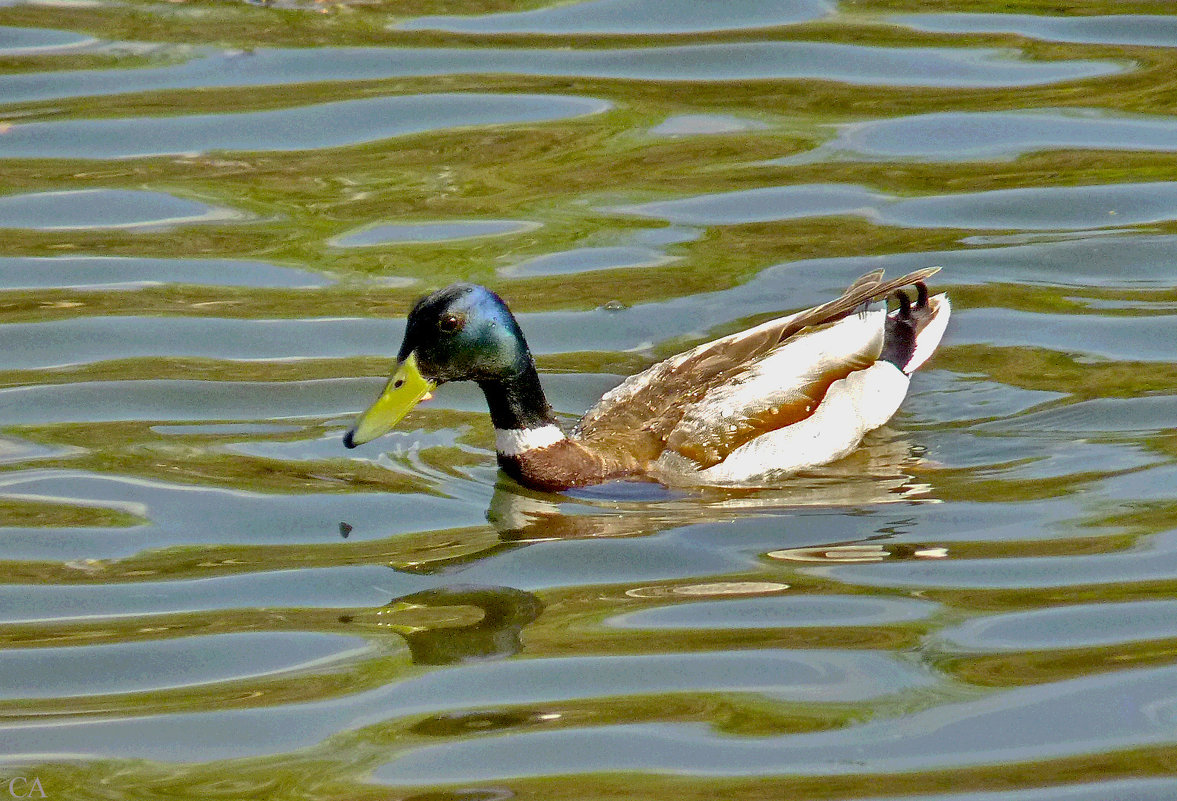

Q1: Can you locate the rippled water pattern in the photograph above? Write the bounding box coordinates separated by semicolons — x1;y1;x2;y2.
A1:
2;1;1177;799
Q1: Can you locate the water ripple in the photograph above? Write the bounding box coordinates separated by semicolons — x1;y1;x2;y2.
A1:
787;110;1177;163
373;664;1177;783
397;0;832;35
898;13;1177;48
617;180;1177;231
0;94;611;159
0;42;1124;106
0;189;240;231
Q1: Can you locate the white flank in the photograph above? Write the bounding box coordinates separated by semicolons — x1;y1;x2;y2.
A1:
895;294;950;374
667;310;885;451
664;360;910;485
494;424;566;457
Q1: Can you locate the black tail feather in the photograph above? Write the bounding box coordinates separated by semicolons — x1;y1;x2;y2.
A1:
881;286;929;373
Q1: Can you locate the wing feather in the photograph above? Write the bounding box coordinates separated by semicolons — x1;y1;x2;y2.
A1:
573;268;937;463
665;309;885;468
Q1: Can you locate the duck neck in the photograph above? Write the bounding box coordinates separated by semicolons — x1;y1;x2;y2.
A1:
478;362;567;454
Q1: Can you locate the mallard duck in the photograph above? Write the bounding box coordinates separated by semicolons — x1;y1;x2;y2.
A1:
344;268;950;491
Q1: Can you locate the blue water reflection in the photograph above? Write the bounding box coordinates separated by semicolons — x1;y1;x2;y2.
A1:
0;42;1125;106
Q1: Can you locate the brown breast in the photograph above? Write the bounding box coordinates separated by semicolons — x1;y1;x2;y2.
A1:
498;438;641;492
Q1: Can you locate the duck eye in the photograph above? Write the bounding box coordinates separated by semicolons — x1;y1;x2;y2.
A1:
438;313;465;334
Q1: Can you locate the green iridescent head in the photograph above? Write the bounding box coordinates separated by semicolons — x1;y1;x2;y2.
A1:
344;284;532;448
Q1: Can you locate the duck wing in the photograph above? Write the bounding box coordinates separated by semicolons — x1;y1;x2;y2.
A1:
664;308;885;468
572;267;939;465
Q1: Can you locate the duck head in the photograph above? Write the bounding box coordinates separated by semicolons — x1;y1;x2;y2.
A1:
344;284;532;448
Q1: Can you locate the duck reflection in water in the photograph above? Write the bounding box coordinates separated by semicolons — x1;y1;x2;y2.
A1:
338;422;939;666
487;428;938;541
341;425;938;576
382;584;543;666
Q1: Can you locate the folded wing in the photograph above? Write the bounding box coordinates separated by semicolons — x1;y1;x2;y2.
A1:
573;268;938;467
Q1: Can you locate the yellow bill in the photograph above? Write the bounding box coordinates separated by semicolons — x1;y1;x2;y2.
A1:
343;352;436;448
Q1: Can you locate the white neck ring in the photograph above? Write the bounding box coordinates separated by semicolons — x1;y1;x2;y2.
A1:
494;425;566;457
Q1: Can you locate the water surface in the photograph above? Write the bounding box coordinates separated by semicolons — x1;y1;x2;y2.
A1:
3;1;1177;800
